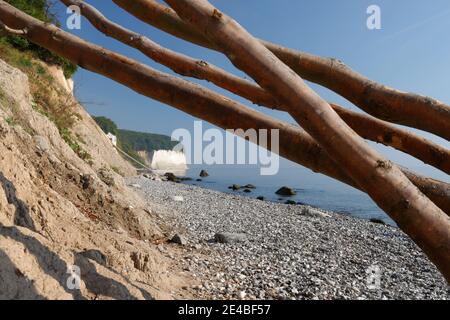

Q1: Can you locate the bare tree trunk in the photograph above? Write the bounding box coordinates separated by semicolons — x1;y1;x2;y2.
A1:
112;0;450;141
163;0;450;281
1;0;449;281
60;0;450;175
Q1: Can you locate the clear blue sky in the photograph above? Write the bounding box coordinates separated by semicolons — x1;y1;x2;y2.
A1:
54;0;450;181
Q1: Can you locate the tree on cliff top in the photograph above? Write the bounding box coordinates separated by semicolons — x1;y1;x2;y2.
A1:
2;0;77;77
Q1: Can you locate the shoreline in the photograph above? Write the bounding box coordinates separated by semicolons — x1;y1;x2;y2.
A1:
128;176;449;299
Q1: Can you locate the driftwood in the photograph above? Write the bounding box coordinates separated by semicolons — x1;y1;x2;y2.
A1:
61;0;450;175
163;0;450;281
112;0;450;141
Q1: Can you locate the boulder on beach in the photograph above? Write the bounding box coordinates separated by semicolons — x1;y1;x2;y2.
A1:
285;200;297;205
257;196;265;201
170;234;187;245
214;232;248;244
164;172;178;182
276;186;296;196
199;170;209;177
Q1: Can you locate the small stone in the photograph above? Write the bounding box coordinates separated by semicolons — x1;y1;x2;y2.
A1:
370;218;386;225
171;196;184;202
34;135;50;152
214;232;248;244
80;249;107;265
80;174;93;190
165;172;179;182
301;207;331;218
239;291;247;299
170;234;187;245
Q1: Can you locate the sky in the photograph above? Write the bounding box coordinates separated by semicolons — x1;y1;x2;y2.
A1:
52;0;450;182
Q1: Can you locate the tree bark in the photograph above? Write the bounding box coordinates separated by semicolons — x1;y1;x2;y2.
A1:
112;0;450;141
2;0;449;280
164;0;450;282
60;0;450;176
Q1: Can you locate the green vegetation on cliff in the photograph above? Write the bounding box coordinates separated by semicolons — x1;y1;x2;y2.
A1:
93;116;177;167
3;0;77;77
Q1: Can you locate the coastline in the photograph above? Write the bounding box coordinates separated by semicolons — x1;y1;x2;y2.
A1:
128;176;450;300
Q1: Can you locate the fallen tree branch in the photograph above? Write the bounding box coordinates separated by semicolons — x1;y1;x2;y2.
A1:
112;0;450;141
164;0;450;282
2;0;449;281
61;0;450;175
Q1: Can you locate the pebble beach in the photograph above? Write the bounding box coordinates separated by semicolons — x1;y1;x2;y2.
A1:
127;176;450;300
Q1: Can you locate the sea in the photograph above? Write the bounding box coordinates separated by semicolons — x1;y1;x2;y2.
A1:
149;146;449;227
176;163;395;225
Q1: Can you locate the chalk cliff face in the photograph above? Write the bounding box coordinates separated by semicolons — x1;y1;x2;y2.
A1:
0;59;192;299
44;63;74;95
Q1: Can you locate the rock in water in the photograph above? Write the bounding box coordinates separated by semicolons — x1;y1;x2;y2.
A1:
199;170;209;177
257;196;265;201
276;186;296;196
214;232;248;244
243;189;252;193
244;184;256;189
229;184;241;191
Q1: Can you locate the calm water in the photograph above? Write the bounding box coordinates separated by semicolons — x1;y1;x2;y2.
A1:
174;164;396;225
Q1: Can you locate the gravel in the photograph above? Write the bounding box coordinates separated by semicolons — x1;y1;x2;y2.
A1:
128;176;450;300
